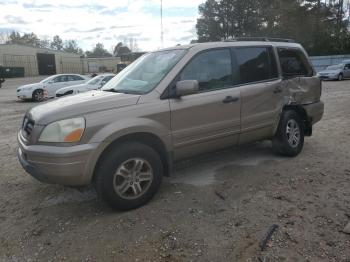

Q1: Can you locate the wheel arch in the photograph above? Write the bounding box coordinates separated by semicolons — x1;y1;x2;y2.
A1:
32;88;45;101
275;104;312;136
91;132;172;183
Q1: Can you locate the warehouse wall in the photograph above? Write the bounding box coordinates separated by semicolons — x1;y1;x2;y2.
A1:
0;44;82;76
0;44;124;76
83;57;121;73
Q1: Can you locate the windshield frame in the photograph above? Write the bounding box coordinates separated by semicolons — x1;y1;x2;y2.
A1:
102;49;188;95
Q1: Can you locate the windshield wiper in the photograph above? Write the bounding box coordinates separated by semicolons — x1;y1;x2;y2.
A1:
103;89;142;95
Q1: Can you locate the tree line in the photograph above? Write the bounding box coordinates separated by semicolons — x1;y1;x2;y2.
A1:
195;0;350;55
1;31;132;58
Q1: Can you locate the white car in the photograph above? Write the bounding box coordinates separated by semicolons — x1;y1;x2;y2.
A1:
17;74;89;102
55;74;115;97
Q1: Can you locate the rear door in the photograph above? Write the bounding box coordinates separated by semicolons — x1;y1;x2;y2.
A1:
169;48;241;160
236;46;283;144
277;47;319;104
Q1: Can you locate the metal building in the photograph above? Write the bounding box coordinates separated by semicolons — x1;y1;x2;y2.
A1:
0;43;83;77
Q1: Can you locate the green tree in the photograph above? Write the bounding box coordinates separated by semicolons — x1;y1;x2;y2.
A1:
63;40;83;54
196;0;350;55
86;43;112;58
113;42;131;56
51;35;63;50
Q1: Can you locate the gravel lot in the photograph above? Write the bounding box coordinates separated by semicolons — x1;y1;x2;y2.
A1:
0;77;349;261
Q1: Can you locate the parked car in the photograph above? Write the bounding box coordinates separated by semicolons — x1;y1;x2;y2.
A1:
17;74;89;102
56;74;115;97
18;39;324;210
317;63;350;81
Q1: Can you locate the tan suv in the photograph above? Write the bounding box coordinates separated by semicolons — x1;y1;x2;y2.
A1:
18;39;324;210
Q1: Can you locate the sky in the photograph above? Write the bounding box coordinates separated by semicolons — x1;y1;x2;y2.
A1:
0;0;206;52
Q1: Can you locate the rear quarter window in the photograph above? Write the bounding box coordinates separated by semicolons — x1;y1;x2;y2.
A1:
278;48;313;78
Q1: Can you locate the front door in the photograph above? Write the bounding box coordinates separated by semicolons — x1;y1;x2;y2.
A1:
344;63;350;78
47;75;67;97
169;48;241;160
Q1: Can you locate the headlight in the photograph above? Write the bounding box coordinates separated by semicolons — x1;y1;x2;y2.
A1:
39;117;85;143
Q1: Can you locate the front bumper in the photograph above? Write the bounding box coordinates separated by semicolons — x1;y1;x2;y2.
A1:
302;101;324;125
17;133;98;186
17;89;32;100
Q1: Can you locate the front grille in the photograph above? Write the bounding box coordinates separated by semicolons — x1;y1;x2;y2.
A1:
22;116;35;138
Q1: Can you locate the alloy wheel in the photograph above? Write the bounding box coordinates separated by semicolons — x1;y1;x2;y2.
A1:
113;158;154;200
286;119;300;148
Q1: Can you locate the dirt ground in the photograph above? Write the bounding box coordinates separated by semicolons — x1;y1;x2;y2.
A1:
0;77;349;262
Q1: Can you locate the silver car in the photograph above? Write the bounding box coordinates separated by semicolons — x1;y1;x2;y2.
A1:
317;63;350;81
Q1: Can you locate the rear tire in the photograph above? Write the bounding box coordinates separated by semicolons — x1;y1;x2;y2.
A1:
94;142;163;211
32;89;44;102
272;110;304;157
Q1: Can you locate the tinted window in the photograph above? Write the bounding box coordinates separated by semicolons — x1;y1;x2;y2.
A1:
268;47;279;78
68;75;84;81
235;47;271;84
345;64;350;69
179;49;234;91
103;76;114;82
278;48;313;77
53;75;66;83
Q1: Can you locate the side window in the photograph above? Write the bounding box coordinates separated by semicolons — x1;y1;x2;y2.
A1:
103;76;114;82
345;64;350;70
68;75;84;81
179;49;234;92
53;76;65;83
235;47;271;84
278;48;313;78
268;47;279;79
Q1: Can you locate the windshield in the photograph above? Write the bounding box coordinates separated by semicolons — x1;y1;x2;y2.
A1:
326;64;344;70
102;49;187;94
87;76;104;85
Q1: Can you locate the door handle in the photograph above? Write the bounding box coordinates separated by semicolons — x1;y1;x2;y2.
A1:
222;96;239;103
273;87;282;94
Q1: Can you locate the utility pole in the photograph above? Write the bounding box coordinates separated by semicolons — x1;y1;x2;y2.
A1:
160;0;164;48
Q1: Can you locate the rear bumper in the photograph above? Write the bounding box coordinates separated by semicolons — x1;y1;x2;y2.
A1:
17;133;98;186
303;101;324;125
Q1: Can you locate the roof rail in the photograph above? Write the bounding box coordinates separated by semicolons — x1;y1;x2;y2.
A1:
224;37;295;43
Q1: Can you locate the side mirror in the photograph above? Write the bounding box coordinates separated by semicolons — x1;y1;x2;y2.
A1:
175;80;199;97
100;80;107;87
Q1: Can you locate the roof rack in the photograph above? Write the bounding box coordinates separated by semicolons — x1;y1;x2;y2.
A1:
224;37;295;43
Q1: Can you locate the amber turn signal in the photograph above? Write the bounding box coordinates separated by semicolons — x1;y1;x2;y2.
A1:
63;128;84;142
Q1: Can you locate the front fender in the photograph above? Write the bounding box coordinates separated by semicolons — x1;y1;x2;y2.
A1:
82;117;172;183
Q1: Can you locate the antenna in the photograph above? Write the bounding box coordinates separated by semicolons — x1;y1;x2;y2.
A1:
160;0;164;48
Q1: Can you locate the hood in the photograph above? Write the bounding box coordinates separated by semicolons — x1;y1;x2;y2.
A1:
318;69;341;74
17;83;43;90
56;84;88;94
28;90;140;125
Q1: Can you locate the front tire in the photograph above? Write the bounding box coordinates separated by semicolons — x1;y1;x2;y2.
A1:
272;110;304;157
94;142;163;210
338;73;344;81
32;89;44;102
